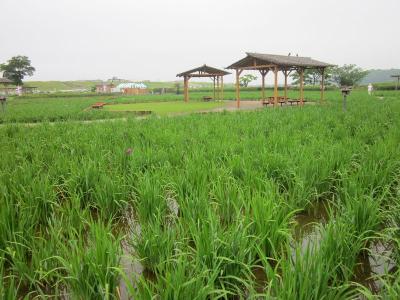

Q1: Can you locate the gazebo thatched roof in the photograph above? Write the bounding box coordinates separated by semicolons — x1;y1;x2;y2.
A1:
0;78;13;84
177;64;230;77
227;52;333;70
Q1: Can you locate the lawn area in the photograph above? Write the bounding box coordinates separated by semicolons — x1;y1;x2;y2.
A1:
103;100;225;115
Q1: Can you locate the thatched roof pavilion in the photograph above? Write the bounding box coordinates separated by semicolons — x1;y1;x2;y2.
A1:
0;78;13;84
177;64;230;102
0;77;13;96
227;52;333;107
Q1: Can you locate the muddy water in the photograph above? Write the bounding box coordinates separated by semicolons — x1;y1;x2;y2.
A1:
245;201;332;294
118;240;144;300
353;241;396;294
252;266;268;293
291;200;331;259
294;200;331;239
292;200;396;294
117;197;395;297
118;197;180;299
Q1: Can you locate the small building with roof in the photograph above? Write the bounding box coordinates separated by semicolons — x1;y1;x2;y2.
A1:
95;83;115;93
113;82;148;95
177;64;230;102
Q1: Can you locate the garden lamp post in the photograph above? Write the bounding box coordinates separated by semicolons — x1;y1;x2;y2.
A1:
0;96;6;112
341;86;352;111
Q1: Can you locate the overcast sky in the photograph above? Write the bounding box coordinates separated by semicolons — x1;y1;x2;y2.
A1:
1;0;399;83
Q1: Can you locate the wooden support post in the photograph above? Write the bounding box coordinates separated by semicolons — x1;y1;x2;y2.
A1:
184;76;189;102
236;69;242;108
213;76;216;100
260;69;268;103
262;73;265;102
299;68;304;105
221;76;224;101
273;66;278;106
320;68;325;103
284;70;288;103
217;76;220;100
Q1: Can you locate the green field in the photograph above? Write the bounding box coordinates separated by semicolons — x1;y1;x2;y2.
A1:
24;80;102;91
104;101;225;115
19;80;216;92
0;89;373;124
1;90;400;298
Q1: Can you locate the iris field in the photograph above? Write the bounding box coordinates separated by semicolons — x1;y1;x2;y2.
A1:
1;89;328;123
1;90;400;299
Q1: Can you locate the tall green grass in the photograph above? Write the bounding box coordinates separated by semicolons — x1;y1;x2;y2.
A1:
1;90;400;298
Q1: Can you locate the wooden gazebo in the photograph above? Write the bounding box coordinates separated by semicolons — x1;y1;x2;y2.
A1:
0;77;13;96
177;65;230;102
391;75;400;90
227;52;333;108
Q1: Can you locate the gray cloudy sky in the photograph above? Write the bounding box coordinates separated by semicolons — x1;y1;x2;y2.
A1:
1;0;399;83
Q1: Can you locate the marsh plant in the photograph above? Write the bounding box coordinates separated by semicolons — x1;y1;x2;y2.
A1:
1;90;400;298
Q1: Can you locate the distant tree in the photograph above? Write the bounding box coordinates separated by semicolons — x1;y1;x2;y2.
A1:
330;64;368;87
291;70;313;85
174;82;181;94
0;56;35;86
239;74;257;87
290;69;331;86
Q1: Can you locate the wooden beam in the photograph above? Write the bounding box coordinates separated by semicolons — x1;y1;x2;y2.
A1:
273;66;278;106
187;76;190;102
184;76;189;102
237;64;276;70
236;69;241;108
221;76;224;101
283;70;288;102
185;73;228;78
299;68;304;105
217;76;220;100
260;69;268;102
213;77;216;100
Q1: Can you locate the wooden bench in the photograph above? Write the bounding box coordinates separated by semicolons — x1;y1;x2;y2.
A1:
287;99;307;106
262;97;308;107
92;102;106;109
203;96;213;102
263;96;287;106
288;100;300;106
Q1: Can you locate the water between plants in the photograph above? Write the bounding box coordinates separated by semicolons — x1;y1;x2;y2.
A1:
117;199;395;298
292;200;396;295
